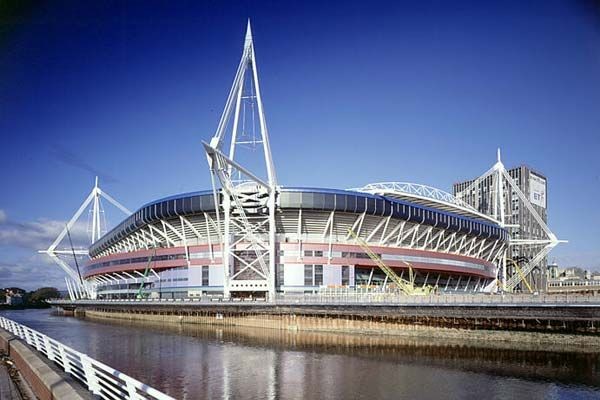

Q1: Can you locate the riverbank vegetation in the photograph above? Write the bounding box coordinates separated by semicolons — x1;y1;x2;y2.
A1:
0;287;61;309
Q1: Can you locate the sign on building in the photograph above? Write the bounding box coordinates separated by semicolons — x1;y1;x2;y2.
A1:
529;172;547;209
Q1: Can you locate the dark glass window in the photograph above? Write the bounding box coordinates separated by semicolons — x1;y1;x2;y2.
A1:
341;265;350;286
277;264;284;287
314;265;323;286
314;250;323;257
202;265;209;286
304;265;313;286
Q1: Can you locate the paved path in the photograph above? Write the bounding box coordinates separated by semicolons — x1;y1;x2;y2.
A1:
0;361;22;400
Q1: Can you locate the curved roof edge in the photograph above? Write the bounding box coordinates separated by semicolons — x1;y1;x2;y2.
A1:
352;182;499;224
89;187;508;257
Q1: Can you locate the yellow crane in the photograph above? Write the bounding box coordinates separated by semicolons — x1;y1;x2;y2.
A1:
347;228;434;295
137;247;158;299
507;258;534;294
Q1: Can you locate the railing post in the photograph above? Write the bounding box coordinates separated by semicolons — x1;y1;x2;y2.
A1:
44;336;55;361
24;327;34;346
10;321;19;337
80;355;102;396
58;344;72;375
125;379;139;399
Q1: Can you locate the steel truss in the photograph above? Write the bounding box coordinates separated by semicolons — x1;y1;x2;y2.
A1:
98;210;505;263
203;21;278;298
39;177;131;299
455;150;566;292
95;208;505;295
353;182;490;218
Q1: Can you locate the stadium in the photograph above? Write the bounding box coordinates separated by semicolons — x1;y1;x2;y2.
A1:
48;23;510;300
84;185;508;299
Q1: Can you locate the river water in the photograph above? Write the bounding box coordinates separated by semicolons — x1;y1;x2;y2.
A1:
1;309;599;400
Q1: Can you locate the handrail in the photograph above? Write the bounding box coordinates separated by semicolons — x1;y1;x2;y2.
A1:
48;292;600;307
0;316;174;400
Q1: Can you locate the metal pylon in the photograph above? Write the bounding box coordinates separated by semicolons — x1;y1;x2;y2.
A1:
39;177;131;299
455;150;566;292
204;21;278;299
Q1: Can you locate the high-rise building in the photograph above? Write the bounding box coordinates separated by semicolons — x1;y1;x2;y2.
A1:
453;165;548;291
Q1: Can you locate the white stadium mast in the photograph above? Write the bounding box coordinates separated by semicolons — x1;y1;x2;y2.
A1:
39;177;131;299
455;149;566;292
203;20;279;299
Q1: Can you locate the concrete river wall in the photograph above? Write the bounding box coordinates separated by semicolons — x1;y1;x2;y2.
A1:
53;295;600;341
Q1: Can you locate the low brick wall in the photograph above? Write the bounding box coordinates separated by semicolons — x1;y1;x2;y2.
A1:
0;329;91;400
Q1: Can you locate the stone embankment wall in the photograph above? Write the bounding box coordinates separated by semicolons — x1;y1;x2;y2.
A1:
83;308;600;349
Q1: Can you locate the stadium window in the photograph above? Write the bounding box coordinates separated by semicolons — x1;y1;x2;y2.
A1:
314;250;323;257
202;265;209;286
277;264;284;287
314;265;323;286
341;265;350;286
304;265;313;286
304;250;313;257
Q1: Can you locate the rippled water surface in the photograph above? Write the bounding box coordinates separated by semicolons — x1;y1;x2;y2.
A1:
2;309;599;400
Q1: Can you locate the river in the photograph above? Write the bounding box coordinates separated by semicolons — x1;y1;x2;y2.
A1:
1;309;599;399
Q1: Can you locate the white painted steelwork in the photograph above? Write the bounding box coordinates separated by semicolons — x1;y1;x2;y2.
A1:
204;21;278;299
39;177;131;300
353;182;498;223
454;150;567;292
0;316;174;400
89;208;506;270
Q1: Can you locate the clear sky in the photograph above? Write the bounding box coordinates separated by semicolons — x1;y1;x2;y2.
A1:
1;1;599;289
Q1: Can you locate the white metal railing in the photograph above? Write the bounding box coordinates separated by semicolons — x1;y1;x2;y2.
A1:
0;316;174;400
48;292;600;307
548;280;600;288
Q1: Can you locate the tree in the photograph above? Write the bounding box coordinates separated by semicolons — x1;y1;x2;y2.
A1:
28;287;60;304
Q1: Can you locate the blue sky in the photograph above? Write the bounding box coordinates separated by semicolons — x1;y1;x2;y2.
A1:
1;1;599;289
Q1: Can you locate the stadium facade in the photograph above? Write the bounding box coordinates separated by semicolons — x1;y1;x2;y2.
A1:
83;186;508;299
69;22;510;300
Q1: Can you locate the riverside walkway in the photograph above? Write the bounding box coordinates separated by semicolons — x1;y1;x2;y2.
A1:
0;360;22;400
